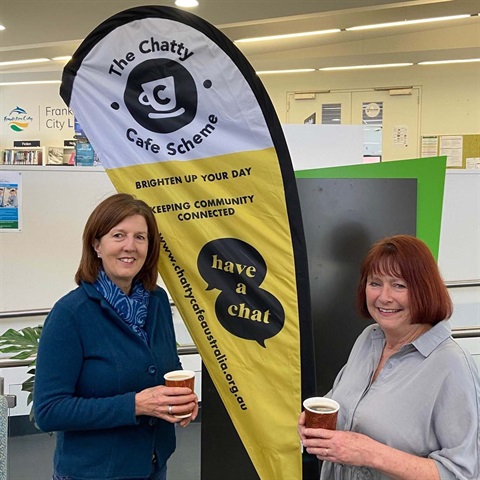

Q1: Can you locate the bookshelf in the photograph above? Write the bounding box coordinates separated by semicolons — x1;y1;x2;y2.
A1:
2;147;45;166
1;145;101;169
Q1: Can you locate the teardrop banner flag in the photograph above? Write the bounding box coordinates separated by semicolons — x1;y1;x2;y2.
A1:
60;7;313;479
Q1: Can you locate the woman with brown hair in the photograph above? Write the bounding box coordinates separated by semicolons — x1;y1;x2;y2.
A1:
34;193;198;480
299;235;480;480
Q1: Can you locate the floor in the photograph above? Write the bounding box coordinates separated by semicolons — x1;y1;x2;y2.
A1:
7;423;201;480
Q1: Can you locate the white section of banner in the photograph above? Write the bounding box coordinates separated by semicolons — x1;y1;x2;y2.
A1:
69;17;273;168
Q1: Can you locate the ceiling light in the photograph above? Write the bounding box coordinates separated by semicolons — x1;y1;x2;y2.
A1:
346;14;470;31
256;69;316;75
51;56;72;62
418;58;480;65
175;0;199;7
0;80;61;86
319;63;413;71
0;25;5;31
236;29;341;43
0;58;51;67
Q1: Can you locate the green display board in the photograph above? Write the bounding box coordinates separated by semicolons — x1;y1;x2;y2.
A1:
295;156;447;259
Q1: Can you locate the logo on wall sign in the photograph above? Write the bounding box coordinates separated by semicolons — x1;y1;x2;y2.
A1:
4;106;33;132
120;58;200;134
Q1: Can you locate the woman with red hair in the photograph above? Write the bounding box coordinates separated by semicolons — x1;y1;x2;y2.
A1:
299;235;479;480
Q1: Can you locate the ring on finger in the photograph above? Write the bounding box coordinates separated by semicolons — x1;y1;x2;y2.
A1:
168;405;173;415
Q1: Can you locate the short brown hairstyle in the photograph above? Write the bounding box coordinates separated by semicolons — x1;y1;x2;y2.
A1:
356;235;452;325
75;193;161;291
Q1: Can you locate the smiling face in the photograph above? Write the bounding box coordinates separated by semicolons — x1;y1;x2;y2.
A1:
93;214;149;295
365;272;412;334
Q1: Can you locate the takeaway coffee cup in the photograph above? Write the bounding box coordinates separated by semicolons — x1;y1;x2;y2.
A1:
303;397;339;430
164;370;196;418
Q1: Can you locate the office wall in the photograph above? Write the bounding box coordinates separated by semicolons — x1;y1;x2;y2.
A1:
0;169;115;311
439;170;480;282
439;170;480;332
261;63;480;135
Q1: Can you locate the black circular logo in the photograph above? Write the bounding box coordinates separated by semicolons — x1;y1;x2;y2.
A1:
124;58;197;134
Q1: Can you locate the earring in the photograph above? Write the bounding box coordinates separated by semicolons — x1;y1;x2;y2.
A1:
97;253;101;258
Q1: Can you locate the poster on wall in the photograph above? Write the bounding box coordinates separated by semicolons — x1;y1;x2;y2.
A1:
0;171;22;232
440;135;463;167
421;135;439;158
60;6;312;479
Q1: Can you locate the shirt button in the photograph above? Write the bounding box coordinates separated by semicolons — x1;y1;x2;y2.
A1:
387;363;393;369
148;365;157;375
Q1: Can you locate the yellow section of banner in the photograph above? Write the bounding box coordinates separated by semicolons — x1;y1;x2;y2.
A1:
106;147;302;479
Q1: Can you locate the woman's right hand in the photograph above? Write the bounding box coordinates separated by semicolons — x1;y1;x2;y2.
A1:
135;385;198;423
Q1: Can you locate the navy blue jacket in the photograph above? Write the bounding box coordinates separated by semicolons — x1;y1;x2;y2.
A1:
34;282;182;480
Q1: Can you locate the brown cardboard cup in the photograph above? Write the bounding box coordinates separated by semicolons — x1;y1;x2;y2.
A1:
303;397;339;430
164;370;195;418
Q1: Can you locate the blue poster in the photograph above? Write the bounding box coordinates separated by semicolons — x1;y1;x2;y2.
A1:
0;172;22;231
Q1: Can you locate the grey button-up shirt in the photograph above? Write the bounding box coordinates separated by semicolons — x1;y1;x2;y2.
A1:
320;321;480;480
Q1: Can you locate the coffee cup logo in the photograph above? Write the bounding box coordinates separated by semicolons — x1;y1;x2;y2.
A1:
124;58;197;134
138;76;186;119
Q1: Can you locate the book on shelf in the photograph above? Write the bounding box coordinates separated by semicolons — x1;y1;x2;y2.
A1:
45;146;77;166
47;147;64;165
75;141;95;166
2;148;43;165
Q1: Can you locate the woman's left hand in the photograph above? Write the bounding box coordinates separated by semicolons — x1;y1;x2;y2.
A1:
135;385;198;426
298;411;373;466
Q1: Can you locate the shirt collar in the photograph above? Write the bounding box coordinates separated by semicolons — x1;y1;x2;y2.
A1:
370;320;452;358
412;320;451;357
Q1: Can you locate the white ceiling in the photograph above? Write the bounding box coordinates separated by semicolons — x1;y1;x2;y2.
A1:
0;0;479;81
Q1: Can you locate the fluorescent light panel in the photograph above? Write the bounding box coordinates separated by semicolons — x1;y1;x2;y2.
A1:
346;14;471;31
236;29;340;43
257;68;315;75
175;0;198;7
418;58;480;65
51;56;72;61
0;80;61;86
320;63;413;71
0;58;50;67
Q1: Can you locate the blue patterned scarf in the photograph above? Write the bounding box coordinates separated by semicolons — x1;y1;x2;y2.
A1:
93;269;150;344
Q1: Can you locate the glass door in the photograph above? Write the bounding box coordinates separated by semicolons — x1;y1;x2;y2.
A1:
286;91;352;125
286;87;421;162
351;88;420;161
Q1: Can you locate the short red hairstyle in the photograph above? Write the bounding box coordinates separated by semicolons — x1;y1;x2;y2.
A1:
356;235;452;325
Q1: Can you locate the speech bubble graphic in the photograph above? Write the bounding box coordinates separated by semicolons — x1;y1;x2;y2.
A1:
198;238;266;291
215;289;284;347
198;238;284;346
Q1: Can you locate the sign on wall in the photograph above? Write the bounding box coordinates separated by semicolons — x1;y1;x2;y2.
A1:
0;90;75;150
421;134;480;169
0;171;22;231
